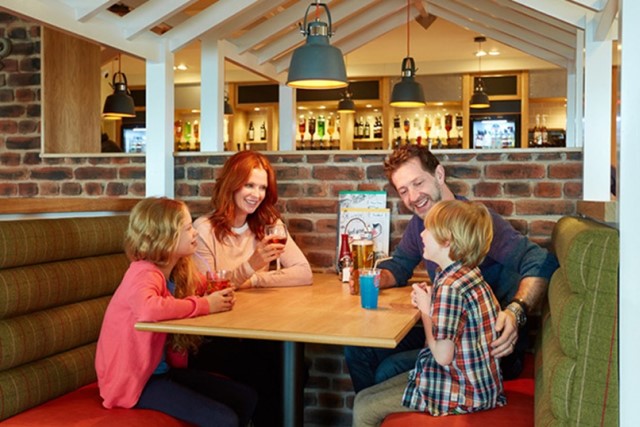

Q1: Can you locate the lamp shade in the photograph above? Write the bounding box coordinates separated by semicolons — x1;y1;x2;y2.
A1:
337;97;355;113
470;78;490;109
287;4;348;90
390;57;425;108
224;98;233;115
103;72;135;120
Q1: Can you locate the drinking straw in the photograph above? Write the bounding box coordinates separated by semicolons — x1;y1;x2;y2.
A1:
373;256;393;270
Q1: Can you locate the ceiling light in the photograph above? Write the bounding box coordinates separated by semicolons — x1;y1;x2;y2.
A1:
337;87;355;113
102;54;135;120
224;93;233;116
390;0;425;108
470;36;490;109
287;2;348;90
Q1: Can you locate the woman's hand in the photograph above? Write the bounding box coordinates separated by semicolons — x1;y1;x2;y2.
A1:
411;282;431;313
206;287;236;313
248;235;285;271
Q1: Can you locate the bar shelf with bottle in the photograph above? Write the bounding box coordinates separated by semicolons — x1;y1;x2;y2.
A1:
389;103;464;150
174;110;202;152
352;114;385;150
297;112;341;150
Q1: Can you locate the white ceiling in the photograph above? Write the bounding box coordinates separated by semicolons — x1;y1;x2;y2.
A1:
1;0;616;86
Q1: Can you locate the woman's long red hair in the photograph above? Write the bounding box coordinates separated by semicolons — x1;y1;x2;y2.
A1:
208;151;280;241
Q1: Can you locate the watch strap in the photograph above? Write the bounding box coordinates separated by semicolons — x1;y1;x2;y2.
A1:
506;301;527;328
510;298;529;314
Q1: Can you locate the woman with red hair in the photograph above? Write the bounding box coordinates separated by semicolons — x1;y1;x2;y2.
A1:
193;150;312;288
192;151;312;426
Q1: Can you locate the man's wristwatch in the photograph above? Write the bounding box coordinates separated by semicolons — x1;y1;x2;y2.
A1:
506;298;528;328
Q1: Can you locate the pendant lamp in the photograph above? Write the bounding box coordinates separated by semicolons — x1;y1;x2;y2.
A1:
224;94;233;116
337;87;355;113
287;2;348;90
470;36;490;109
103;54;136;120
390;0;425;108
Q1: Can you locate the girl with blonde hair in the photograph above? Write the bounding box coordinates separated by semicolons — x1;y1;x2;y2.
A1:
96;197;256;426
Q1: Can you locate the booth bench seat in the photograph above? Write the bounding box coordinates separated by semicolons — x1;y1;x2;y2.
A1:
382;215;618;427
0;216;190;426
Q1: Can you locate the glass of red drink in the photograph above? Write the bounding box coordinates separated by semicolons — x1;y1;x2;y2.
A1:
265;223;287;270
207;270;231;293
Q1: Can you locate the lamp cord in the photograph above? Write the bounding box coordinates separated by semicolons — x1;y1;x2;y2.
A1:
406;0;410;57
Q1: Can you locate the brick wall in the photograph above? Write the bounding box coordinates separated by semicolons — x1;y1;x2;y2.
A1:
0;13;583;426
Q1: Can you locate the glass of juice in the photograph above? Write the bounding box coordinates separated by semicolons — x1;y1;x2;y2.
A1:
207;270;231;292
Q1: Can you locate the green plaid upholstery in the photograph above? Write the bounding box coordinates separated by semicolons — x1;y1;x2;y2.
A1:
0;215;129;421
0;215;128;269
535;216;618;427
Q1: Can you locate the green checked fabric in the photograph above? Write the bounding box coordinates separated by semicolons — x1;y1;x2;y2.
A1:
535;216;618;427
0;215;129;421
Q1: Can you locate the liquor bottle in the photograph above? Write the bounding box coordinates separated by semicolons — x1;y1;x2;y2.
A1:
260;121;266;140
541;114;548;145
317;115;326;143
338;233;353;282
373;116;383;139
354;117;361;139
533;114;542;145
364;119;371;139
248;121;255;141
184;121;192;151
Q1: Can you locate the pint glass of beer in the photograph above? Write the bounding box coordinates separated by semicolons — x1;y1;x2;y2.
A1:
350;238;374;295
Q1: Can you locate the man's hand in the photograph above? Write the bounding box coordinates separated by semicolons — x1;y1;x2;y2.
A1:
490;309;519;358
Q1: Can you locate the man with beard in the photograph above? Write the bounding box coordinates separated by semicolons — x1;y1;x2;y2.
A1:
345;145;559;393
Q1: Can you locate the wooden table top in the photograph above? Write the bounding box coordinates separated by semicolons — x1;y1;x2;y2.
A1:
135;273;419;348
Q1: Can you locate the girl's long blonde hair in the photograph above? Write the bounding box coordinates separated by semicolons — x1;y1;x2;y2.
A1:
125;197;202;353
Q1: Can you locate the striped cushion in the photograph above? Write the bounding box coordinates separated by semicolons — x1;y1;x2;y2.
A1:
0;297;110;371
535;216;618;427
0;344;98;420
0;215;128;269
0;254;128;319
0;215;130;421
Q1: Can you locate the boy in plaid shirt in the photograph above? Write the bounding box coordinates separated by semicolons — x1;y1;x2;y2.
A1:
353;200;506;426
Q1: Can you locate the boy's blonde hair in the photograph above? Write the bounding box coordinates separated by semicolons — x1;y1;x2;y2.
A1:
424;200;493;268
125;197;202;353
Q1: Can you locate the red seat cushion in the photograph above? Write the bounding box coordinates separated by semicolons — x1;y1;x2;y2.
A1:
1;383;193;427
381;354;535;427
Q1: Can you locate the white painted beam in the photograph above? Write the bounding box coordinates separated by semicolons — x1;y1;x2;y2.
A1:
222;39;285;83
582;17;612;200
65;0;120;22
512;0;592;28
619;0;640;421
492;0;578;33
458;0;577;48
428;3;571;68
145;43;175;198
434;0;575;59
232;0;316;54
166;0;259;52
595;0;619;41
200;35;225;152
255;0;376;65
567;0;606;12
278;85;296;151
0;0;162;60
121;0;197;40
